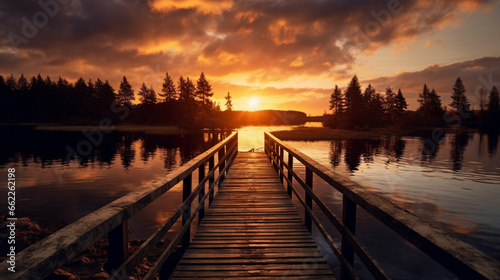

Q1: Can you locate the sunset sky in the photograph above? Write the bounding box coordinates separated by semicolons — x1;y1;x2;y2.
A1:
1;0;499;115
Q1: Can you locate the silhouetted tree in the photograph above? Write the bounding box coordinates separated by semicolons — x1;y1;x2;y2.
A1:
488;86;500;123
94;79;116;105
395;89;408;114
178;76;196;102
329;85;343;115
450;77;470;113
148;86;157;104
186;77;196;101
196;72;214;105
344;75;364;128
160;72;177;102
17;74;30;93
6;74;16;91
384;86;397;125
138;83;157;105
225;92;233;111
363;84;383;126
117;76;135;106
417;84;444;126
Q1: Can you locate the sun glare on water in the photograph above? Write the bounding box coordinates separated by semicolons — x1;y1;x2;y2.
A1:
249;97;259;110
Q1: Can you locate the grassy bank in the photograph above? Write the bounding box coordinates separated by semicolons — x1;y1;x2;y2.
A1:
271;127;425;141
7;123;194;135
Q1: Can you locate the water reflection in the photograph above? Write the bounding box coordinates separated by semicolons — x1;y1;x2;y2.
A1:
0;126;221;169
0;125;223;237
450;132;471;171
327;131;500;173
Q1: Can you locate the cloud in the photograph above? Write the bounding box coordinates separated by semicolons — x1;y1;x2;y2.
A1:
364;56;500;110
0;0;495;114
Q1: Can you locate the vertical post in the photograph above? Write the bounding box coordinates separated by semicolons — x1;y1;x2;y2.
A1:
279;147;284;183
305;167;313;233
198;163;205;225
272;142;278;171
182;174;192;249
107;221;128;271
340;195;357;280
218;146;225;187
208;156;215;205
287;153;293;198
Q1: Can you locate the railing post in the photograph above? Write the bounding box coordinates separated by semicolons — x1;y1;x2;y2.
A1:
279;147;284;183
218;146;225;187
182;174;192;249
106;221;128;272
305;167;313;233
341;195;357;280
198;163;205;225
208;155;215;205
287;153;293;198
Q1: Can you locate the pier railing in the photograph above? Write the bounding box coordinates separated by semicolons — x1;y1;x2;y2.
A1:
1;131;238;280
264;131;500;280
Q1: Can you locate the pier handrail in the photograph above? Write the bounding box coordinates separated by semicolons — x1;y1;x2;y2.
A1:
264;131;500;280
1;131;238;280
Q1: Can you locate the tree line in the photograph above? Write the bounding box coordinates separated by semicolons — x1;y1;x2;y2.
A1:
0;72;222;128
326;75;500;129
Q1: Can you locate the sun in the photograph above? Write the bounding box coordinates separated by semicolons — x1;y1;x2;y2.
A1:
249;97;259;110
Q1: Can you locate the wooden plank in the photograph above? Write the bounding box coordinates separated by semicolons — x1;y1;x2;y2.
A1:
171;152;335;279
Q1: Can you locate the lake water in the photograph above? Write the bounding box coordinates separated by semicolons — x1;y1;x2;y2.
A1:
0;124;499;279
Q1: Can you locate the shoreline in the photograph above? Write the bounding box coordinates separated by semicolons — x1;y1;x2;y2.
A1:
271;126;480;141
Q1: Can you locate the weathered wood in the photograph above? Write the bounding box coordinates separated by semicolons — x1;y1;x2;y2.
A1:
265;132;500;280
182;174;192;249
280;158;390;280
287;152;293;197
341;196;357;280
171;153;335;279
305;167;313;233
106;221;128;272
208;155;215;205
198;163;206;224
0;132;237;280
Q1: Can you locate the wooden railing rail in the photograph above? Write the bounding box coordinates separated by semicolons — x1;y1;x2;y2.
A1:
264;131;500;280
0;132;238;280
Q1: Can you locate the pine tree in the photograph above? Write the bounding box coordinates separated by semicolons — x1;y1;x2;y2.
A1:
384;87;397;118
488;86;499;113
186;77;196;99
417;84;430;107
196;72;214;104
344;75;364;128
6;74;16;91
178;76;195;102
138;82;149;104
395;89;408;114
417;84;443;126
363;84;381;126
17;74;30;93
148;86;157;104
117;76;135;106
450;77;470;113
329;85;343;115
225;92;233;111
160;72;177;102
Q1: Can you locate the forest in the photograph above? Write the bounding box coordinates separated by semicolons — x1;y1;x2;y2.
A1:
325;75;500;129
0;72;305;128
1;72;498;130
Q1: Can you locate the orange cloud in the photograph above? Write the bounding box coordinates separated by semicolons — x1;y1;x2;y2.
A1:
268;19;303;45
149;0;233;14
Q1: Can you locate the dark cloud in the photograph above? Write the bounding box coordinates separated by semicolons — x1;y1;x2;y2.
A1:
0;0;494;114
364;56;500;110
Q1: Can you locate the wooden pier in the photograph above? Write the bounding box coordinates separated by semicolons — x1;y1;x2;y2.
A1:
3;131;500;280
171;152;334;279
